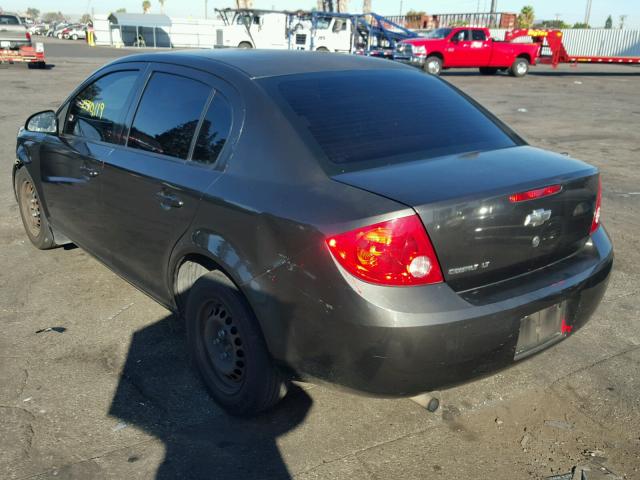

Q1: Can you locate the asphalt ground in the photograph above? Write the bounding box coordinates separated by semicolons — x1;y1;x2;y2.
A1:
1;38;639;479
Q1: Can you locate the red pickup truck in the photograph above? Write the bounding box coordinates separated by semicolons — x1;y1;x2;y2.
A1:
395;27;541;77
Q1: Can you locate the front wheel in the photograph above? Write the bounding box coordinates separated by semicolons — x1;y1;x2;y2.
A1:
71;34;78;40
423;56;443;75
186;271;287;416
509;58;529;78
238;41;253;49
14;168;56;250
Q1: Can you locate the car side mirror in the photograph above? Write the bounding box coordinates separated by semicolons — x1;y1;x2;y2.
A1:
26;110;58;134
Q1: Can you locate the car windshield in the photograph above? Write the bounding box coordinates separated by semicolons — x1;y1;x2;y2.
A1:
263;69;519;170
315;17;331;29
425;28;451;39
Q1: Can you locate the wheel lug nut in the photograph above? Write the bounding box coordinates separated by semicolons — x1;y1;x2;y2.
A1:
218;330;226;338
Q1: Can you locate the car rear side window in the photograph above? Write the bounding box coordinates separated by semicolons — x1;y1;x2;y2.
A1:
471;29;486;41
64;70;139;144
128;72;211;160
0;15;20;25
192;94;232;165
271;69;518;168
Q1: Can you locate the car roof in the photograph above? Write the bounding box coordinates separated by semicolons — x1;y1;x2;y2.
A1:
113;49;411;79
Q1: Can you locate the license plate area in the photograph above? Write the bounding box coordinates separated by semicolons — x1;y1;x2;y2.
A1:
515;302;567;360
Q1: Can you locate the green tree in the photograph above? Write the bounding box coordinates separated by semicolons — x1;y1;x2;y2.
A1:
80;13;92;23
116;8;127;13
26;7;40;20
572;22;589;28
517;5;534;28
142;0;151;13
405;10;426;16
604;15;612;28
537;19;569;29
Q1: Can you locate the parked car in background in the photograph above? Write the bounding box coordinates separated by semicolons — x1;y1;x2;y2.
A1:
395;26;541;76
14;51;612;416
64;25;86;40
28;24;47;36
0;13;30;49
53;24;70;38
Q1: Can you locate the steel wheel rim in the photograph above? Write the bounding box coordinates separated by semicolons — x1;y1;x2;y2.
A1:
517;62;527;75
427;60;440;74
20;180;41;237
200;299;246;394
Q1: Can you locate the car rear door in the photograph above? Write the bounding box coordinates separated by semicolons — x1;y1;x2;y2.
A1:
468;29;492;66
37;64;144;260
99;63;236;302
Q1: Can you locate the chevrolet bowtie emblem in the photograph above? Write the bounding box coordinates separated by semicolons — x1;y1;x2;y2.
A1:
524;208;552;227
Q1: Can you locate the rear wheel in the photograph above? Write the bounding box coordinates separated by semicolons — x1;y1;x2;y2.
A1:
186;271;287;416
479;67;498;75
316;46;329;52
14;168;56;250
238;41;253;49
509;57;529;77
423;56;443;75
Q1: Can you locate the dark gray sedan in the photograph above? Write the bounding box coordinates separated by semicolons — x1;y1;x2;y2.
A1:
13;50;612;415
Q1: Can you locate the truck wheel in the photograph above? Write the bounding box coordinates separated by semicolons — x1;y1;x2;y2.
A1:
14;168;57;250
509;58;529;78
72;34;78;40
186;270;287;416
479;67;498;75
316;46;329;52
423;56;443;76
238;42;253;49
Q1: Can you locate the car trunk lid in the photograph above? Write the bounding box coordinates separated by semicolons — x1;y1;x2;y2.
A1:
333;146;599;291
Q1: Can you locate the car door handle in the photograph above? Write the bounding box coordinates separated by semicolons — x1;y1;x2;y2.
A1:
80;165;99;177
155;191;184;209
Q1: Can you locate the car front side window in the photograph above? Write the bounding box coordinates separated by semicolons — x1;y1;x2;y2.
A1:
64;70;139;144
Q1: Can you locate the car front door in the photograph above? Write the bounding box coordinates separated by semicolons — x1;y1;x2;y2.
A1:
99;64;237;302
37;65;143;259
445;29;472;66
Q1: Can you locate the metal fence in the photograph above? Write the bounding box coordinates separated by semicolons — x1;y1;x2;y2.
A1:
488;28;640;57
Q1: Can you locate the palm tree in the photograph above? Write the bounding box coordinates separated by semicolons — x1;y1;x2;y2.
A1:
142;0;151;13
517;5;535;28
158;0;166;14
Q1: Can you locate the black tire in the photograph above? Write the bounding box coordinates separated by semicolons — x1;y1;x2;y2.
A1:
316;46;329;52
423;55;443;75
238;41;253;49
479;67;498;75
509;57;529;77
186;271;286;416
14;168;56;250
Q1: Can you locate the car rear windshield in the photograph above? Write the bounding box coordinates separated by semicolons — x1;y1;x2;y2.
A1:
266;69;519;170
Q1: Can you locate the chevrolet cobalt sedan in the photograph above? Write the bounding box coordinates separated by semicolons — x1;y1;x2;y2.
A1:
14;50;612;415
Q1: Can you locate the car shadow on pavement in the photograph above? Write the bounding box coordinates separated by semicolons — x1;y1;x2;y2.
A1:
108;313;312;479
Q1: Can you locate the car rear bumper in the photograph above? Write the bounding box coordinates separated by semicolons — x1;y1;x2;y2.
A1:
252;226;613;397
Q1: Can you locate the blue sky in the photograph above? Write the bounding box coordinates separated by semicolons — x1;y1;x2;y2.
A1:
2;0;638;27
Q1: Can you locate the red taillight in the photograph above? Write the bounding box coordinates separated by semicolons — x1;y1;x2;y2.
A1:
508;184;562;203
590;175;602;234
25;31;31;41
326;214;443;286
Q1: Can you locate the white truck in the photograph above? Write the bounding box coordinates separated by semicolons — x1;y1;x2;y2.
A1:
213;9;354;53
